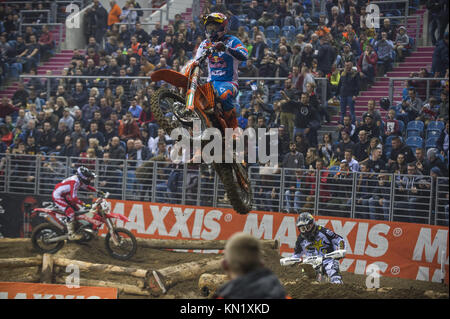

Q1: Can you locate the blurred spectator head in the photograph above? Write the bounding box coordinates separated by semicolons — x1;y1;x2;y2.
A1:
430;166;442;178
427;148;439;161
358;130;368;143
222;232;263;278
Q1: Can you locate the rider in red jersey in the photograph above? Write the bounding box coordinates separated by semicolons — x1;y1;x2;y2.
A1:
52;166;100;240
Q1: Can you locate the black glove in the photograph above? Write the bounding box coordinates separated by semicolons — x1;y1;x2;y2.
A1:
214;41;226;52
97;190;106;197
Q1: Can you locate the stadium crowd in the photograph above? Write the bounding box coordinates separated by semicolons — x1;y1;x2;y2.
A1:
0;0;448;222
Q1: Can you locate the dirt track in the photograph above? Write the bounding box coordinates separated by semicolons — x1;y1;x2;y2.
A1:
0;238;448;299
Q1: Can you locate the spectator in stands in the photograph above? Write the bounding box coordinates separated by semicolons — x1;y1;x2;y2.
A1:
0;97;18;122
293;92;319;147
338;115;357;142
427;147;448;177
249;34;267;67
38;25;54;61
85;0;108;45
337;43;355;68
87;121;106;147
355;162;375;217
388;136;416;167
357;42;377;86
394;26;409;61
105;135;126;163
366;147;386;173
414;147;431;176
437;91;449;121
404;88;423;122
384;109;401;140
436;120;449;157
318;133;335;166
335;129;355;161
16;34;40;73
353;130;370;163
357;114;381;140
395;162;427;222
82;96;100;123
378;18;395;41
119;111;141;142
343;148;359;172
368;171;391;220
389;153;407;174
431;32;449;75
282;141;305;169
317;35;335;77
335;61;360;124
108;0;122;26
374;31;394;74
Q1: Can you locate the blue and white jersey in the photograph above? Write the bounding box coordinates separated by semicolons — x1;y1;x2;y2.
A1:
293;226;346;258
195;35;248;83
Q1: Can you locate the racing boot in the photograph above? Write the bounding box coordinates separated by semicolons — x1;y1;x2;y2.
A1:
67;219;82;241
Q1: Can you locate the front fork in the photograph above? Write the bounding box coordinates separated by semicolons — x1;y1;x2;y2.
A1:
106;218;120;246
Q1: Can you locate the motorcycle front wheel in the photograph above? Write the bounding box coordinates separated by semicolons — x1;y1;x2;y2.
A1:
31;223;65;254
104;227;137;261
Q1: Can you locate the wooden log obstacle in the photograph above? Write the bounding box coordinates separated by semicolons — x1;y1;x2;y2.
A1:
0;238;279;296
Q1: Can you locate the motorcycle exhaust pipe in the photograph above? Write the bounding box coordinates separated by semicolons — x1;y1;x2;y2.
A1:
44;216;65;231
46;234;69;243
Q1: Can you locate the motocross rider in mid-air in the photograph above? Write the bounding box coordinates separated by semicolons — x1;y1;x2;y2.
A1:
186;12;248;129
293;212;346;283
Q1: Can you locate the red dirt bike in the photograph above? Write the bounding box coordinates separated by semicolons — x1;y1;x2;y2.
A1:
30;192;137;260
150;47;253;214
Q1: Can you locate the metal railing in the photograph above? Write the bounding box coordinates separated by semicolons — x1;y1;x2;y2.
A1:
17;74;329;111
3;1;84;23
388;77;449;103
371;0;409;18
0;153;448;226
19;10;51;24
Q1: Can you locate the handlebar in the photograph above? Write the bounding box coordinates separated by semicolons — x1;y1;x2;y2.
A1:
196;46;217;65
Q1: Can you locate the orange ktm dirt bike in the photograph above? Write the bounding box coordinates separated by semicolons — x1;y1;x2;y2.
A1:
149;47;253;214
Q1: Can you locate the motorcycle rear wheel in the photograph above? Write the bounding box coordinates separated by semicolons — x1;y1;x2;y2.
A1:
104;227;137;261
31;223;65;254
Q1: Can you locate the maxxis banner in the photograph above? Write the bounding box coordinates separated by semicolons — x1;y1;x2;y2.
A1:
104;200;449;284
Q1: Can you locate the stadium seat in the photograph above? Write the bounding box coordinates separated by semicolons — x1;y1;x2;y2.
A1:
398;120;405;134
281;25;296;41
426;130;441;139
265;25;280;41
271;38;280;51
425;137;438;150
258;26;265;33
427;121;445;132
266;38;273;50
406;136;423;151
406;120;424;137
239;90;252;107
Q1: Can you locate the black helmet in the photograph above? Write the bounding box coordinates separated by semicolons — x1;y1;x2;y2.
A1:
296;212;317;240
76;166;96;185
379;97;390;111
